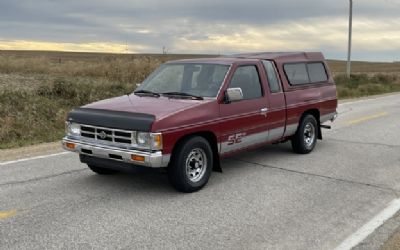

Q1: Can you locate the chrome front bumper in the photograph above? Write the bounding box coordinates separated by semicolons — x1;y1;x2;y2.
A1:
62;138;170;168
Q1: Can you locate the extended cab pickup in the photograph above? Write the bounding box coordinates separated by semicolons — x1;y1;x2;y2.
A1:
62;52;337;192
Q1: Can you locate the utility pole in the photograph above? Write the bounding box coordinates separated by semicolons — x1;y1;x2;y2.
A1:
346;0;353;78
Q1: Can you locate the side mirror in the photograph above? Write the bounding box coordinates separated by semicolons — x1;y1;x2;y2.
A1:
225;88;243;103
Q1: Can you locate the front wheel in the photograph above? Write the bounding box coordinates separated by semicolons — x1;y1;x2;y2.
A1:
168;136;213;193
291;114;318;154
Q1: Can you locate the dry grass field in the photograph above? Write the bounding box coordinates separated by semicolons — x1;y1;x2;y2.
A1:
328;60;400;74
0;50;399;148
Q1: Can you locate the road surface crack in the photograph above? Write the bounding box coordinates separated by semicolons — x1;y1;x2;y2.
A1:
0;169;87;187
232;158;399;196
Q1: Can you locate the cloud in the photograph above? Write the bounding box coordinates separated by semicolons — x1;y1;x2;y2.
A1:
172;16;400;54
0;0;399;61
0;40;149;53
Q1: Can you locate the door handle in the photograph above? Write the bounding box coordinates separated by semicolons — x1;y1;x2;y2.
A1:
260;108;268;117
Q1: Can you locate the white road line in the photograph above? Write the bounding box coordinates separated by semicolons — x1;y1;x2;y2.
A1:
334;198;400;250
339;92;400;106
0;152;71;166
339;99;377;107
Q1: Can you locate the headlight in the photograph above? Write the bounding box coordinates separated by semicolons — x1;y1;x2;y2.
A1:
66;122;81;136
137;132;150;146
135;132;162;150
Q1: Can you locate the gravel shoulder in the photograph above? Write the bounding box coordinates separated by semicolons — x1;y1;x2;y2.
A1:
0;141;63;162
382;227;400;250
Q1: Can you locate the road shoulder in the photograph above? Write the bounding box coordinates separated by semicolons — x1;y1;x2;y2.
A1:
0;141;63;162
352;211;400;250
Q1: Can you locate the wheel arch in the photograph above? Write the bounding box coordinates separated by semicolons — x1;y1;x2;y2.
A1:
170;131;222;172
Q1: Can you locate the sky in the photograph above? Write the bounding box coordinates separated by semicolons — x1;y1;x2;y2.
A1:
0;0;399;61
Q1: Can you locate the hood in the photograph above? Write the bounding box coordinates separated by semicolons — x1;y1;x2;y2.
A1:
82;94;212;121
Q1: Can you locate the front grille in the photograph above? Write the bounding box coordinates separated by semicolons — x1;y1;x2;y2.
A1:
80;124;133;145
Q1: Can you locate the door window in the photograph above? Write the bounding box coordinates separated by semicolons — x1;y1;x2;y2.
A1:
228;65;263;100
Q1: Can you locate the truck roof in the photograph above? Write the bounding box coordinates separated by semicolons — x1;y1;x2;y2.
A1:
169;52;326;65
230;51;325;61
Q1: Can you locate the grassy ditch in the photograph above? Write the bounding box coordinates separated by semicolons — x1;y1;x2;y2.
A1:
0;51;399;149
335;73;400;99
0;77;135;148
0;53;166;148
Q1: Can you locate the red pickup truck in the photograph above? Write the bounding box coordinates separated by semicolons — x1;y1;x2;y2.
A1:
63;52;337;192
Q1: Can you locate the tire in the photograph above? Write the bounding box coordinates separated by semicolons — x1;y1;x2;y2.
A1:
168;136;213;193
87;164;119;175
291;114;318;154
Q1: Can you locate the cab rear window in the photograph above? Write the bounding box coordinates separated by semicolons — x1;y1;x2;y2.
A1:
284;62;328;85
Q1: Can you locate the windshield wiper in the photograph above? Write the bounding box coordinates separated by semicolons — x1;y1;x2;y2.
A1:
133;90;160;97
162;92;204;100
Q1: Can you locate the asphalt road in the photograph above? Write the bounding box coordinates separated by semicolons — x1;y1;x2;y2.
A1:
1;93;400;250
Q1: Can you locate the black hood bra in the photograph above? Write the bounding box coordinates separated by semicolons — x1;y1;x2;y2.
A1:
67;108;155;132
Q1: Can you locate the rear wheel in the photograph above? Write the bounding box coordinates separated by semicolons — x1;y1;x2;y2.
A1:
87;164;119;175
168;136;213;193
291;114;318;154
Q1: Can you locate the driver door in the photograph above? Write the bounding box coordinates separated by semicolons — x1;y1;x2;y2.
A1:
219;63;270;155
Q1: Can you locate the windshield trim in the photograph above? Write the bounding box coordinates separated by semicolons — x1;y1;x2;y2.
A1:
214;64;232;100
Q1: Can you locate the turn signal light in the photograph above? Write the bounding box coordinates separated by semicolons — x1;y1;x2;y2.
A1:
131;154;145;162
65;142;76;150
152;134;162;149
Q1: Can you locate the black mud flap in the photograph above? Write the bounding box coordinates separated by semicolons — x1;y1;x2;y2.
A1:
213;161;223;173
212;154;223;173
318;125;323;140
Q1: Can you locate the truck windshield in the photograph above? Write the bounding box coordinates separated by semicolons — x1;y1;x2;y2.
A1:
136;63;230;98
